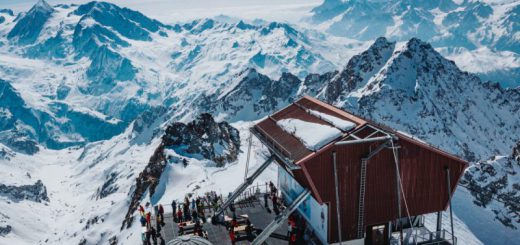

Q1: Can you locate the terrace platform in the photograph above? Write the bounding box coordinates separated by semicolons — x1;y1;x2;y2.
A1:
156;194;289;244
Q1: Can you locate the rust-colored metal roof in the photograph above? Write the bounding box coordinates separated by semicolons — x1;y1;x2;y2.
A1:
253;96;365;163
253;95;466;165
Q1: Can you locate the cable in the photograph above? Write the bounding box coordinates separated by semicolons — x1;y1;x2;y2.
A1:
244;133;253;181
390;139;416;243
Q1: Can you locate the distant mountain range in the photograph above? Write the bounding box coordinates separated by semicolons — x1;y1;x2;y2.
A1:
309;0;520;87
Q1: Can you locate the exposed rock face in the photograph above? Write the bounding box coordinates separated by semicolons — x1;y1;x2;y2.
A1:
122;113;240;229
7;0;54;45
203;68;333;122
324;37;395;103
0;225;12;236
96;172;119;200
163;113;240;166
461;142;520;228
0;180;49;203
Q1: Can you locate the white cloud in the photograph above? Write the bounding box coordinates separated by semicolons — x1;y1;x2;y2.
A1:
0;0;323;24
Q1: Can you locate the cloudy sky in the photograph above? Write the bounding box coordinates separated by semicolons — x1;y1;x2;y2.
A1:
1;0;323;23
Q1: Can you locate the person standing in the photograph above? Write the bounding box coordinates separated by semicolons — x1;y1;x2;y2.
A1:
150;226;158;245
272;194;279;215
171;200;177;221
229;227;236;245
245;219;254;241
158;204;165;226
177;207;183;223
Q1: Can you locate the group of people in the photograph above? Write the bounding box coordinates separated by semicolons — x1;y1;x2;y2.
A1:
138;202;166;245
171;195;210;224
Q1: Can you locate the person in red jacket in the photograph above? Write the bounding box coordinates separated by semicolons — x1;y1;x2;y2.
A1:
229;227;236;245
138;205;145;216
146;212;152;227
176;208;183;223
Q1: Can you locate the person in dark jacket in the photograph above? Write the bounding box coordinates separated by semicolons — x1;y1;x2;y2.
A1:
171;200;177;222
150;226;158;245
192;209;198;222
245;219;255;241
158;204;165;226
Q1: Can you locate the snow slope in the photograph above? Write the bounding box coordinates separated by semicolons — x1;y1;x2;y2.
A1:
0;1;519;244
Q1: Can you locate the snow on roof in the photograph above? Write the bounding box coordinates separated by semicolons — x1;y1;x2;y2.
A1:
306;109;356;131
276;118;342;151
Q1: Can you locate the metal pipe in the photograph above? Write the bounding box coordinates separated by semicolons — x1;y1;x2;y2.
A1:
446;167;455;244
335;136;392;146
333;152;343;244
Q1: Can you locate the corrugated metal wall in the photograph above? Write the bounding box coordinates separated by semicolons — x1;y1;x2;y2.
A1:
299;138;466;243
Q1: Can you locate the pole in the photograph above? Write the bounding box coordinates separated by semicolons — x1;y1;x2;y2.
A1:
333;152;343;244
395;150;403;244
436;211;442;239
446;167;455;244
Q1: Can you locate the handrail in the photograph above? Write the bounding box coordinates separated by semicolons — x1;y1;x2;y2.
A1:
411;229;457;245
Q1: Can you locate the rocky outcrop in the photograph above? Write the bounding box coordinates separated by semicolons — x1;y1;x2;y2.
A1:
0;225;11;236
0;180;49;203
95;172;119;200
163;113;240;166
461;142;520;228
121;113;240;229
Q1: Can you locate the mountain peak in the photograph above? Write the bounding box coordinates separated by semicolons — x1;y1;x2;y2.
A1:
7;0;53;44
370;37;396;52
32;0;53;13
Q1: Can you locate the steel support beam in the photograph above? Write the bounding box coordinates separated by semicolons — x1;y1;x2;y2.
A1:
436;211;443;239
333;152;343;244
446;167;455;244
335;136;392;146
213;156;274;219
252;190;311;245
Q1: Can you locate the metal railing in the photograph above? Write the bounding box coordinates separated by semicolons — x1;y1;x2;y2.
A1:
253;124;292;160
411;229;457;245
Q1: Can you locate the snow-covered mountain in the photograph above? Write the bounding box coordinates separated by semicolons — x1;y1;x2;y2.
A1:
198;36;520;232
0;0;366;151
1;1;519;244
308;0;520;88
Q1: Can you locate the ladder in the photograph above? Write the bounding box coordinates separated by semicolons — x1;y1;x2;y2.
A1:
357;158;368;238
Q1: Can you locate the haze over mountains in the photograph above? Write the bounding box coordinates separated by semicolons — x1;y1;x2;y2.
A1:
0;0;519;244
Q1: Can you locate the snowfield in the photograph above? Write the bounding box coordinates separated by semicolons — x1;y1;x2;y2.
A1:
0;0;519;244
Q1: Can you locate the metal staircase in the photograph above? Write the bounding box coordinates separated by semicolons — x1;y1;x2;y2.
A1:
357;158;368;238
